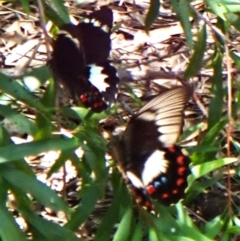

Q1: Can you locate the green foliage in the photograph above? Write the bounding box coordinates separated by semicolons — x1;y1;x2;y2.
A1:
184;25;207;79
170;0;193;48
145;0;160;32
0;0;240;240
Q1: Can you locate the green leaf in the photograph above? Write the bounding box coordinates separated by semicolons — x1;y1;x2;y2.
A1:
205;0;227;20
206;0;240;19
1;168;69;215
25;65;52;85
0;206;28;241
94;177;127;240
0;104;37;135
65;182;102;230
145;0;160;32
225;13;240;31
18;204;80;241
190;157;237;183
170;0;193;48
19;0;30;13
208;53;224;129
0;72;47;113
0;177;27;240
34;112;53;140
202;118;227;145
230;50;240;68
41;76;56;108
0;137;79;163
184;25;206;78
204;215;226;239
43;0;70;26
131;223;143;241
113;208;133;241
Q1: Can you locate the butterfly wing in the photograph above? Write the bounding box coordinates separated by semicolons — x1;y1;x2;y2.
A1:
77;6;113;64
125;86;193;150
113;86;192;208
79;62;119;112
51;24;85;92
50;7;118;112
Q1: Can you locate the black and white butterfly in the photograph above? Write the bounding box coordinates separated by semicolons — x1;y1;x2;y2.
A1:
111;86;192;210
50;7;119;112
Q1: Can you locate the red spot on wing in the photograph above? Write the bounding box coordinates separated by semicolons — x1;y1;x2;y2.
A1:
80;94;87;102
146;185;156;195
162;193;169;199
177;155;185;165
173;189;179;194
176;178;185;186
178;167;186;175
168;145;176;152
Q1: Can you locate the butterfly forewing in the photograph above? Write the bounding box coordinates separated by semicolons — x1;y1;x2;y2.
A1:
128;86;192;148
78;6;113;64
138;86;191;115
51;25;85;90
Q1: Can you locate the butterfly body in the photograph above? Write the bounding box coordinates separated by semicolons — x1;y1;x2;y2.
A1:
50;7;118;112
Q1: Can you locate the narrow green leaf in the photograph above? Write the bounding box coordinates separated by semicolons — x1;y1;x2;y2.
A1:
65;182;101;230
206;0;240;18
176;203;194;227
230;50;240;68
0;178;29;241
113;208;133;241
207;53;224;129
95;177;126;240
204;215;226;239
44;0;70;26
152;204;188;240
184;25;206;78
149;227;169;241
225;4;240;12
190;157;237;182
18;205;80;241
19;0;30;13
202;118;227;145
176;204;213;241
25;65;52;85
225;13;240;31
145;0;160;32
0;137;79;163
205;0;227;20
0;206;27;241
34;112;53;140
1;168;69;215
0;104;36;135
41;77;56;108
94;201;120;240
0;72;47;113
170;0;193;48
132;223;143;241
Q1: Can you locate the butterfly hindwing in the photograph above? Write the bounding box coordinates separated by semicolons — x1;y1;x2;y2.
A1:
78;62;119;112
